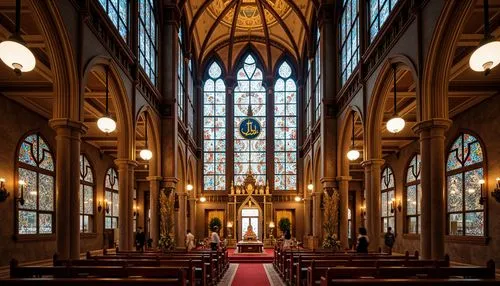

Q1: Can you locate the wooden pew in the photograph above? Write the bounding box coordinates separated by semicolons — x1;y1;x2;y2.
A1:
0;278;185;285
319;278;499;286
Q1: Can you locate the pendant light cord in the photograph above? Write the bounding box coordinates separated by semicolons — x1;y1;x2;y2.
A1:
145;117;148;149
15;0;21;36
392;63;397;116
484;0;490;38
105;66;109;115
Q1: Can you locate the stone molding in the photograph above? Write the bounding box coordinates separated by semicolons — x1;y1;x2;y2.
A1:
412;118;452;134
360;159;385;168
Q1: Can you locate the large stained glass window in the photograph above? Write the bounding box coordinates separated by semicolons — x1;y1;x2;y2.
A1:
274;61;297;191
405;154;421;234
17;133;55;235
314;29;321;120
369;0;399;42
98;0;129;40
138;0;158;85
105;168;119;229
187;59;195;135
80;154;95;233
340;0;360;85
234;55;266;185
446;132;485;236
203;62;226;191
305;61;312;136
177;28;185;121
381;166;395;232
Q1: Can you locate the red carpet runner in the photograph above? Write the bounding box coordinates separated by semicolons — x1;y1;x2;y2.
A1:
231;264;270;286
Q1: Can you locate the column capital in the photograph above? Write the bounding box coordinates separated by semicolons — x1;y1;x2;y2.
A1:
361;159;385;168
147;176;163;182
114;159;138;168
336;176;352;182
412;118;452;134
49;118;88;134
163;177;179;189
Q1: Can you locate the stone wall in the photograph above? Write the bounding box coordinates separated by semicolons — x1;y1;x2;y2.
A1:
0;95;116;266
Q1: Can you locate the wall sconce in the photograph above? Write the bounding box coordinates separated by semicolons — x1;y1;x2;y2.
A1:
479;179;486;205
0;178;9;202
105;199;110;214
97;200;103;213
269;221;275;239
16;180;25;206
294;195;302;202
186;181;193;192
307;181;314;192
133;206;139;217
227;221;233;239
390;198;402;213
199;196;206;203
360;205;366;218
492;178;500;203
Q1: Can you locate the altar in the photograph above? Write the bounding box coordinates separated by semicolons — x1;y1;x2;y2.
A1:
236;240;264;253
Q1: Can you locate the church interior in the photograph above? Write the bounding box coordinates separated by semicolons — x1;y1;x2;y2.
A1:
0;0;499;285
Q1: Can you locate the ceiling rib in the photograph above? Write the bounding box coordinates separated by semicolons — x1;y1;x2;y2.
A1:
258;0;299;60
188;0;217;41
282;0;310;42
255;0;272;70
200;0;239;61
228;0;243;71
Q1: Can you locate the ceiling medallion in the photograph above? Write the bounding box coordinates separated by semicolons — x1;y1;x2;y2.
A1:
207;0;292;30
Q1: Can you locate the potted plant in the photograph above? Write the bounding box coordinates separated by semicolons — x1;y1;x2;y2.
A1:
159;189;176;252
278;218;291;233
322;191;342;251
209;217;222;232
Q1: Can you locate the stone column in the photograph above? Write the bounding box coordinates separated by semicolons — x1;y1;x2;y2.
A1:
188;197;196;233
311;189;322;246
413;119;451;259
49;119;87;260
303;197;312;236
147;176;162;247
115;159;137;251
176;192;187;246
361;159;384;251
337;176;351;248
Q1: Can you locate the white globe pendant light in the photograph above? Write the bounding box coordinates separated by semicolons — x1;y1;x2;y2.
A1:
469;0;500;75
139;118;153;160
98;67;117;134
0;0;36;75
347;111;360;161
386;64;405;134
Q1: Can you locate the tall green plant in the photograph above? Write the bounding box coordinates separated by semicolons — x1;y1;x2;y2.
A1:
209;217;222;231
278;217;291;232
159;189;175;251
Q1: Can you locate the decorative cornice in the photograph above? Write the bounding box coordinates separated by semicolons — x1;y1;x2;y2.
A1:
412;118;452;135
360;159;385;168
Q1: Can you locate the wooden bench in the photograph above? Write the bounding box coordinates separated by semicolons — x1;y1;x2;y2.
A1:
0;278;185;285
319;278;499;286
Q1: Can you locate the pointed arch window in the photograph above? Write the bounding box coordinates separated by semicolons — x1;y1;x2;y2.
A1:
177;28;185;121
405;154;421;234
340;0;360;85
16;133;55;235
105;168;119;229
381;166;395;232
203;62;226;191
305;61;312;135
98;0;129;40
234;55;267;185
138;0;158;85
368;0;399;42
446;132;485;236
80;154;95;233
274;61;297;191
314;29;321;120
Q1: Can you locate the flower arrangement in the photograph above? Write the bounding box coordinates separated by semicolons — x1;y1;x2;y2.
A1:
322;190;342;250
159;188;176;252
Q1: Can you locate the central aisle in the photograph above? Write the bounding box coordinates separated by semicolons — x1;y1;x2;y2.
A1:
219;263;284;286
231;264;270;286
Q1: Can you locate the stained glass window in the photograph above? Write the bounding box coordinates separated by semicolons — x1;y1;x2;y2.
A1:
340;0;360;85
105;168;119;229
314;29;321;120
98;0;129;40
305;61;312;135
177;28;185;121
203;62;226;191
348;208;352;239
234;55;266;185
381;166;395;232
17;133;55;235
446;132;485;236
274;61;297;191
80;154;94;233
187;59;195;134
405;154;421;234
138;0;158;85
369;0;399;42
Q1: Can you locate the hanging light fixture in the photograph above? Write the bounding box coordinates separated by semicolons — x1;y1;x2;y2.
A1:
347;112;360;161
469;0;500;75
186;181;193;191
0;0;36;76
97;67;117;133
307;181;314;191
139;118;153;160
386;64;405;133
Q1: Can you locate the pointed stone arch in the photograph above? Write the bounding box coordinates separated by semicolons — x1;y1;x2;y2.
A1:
338;105;364;177
237;195;264;240
136;106;161;176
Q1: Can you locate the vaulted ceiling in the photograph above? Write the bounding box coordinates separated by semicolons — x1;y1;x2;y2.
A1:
181;0;316;71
